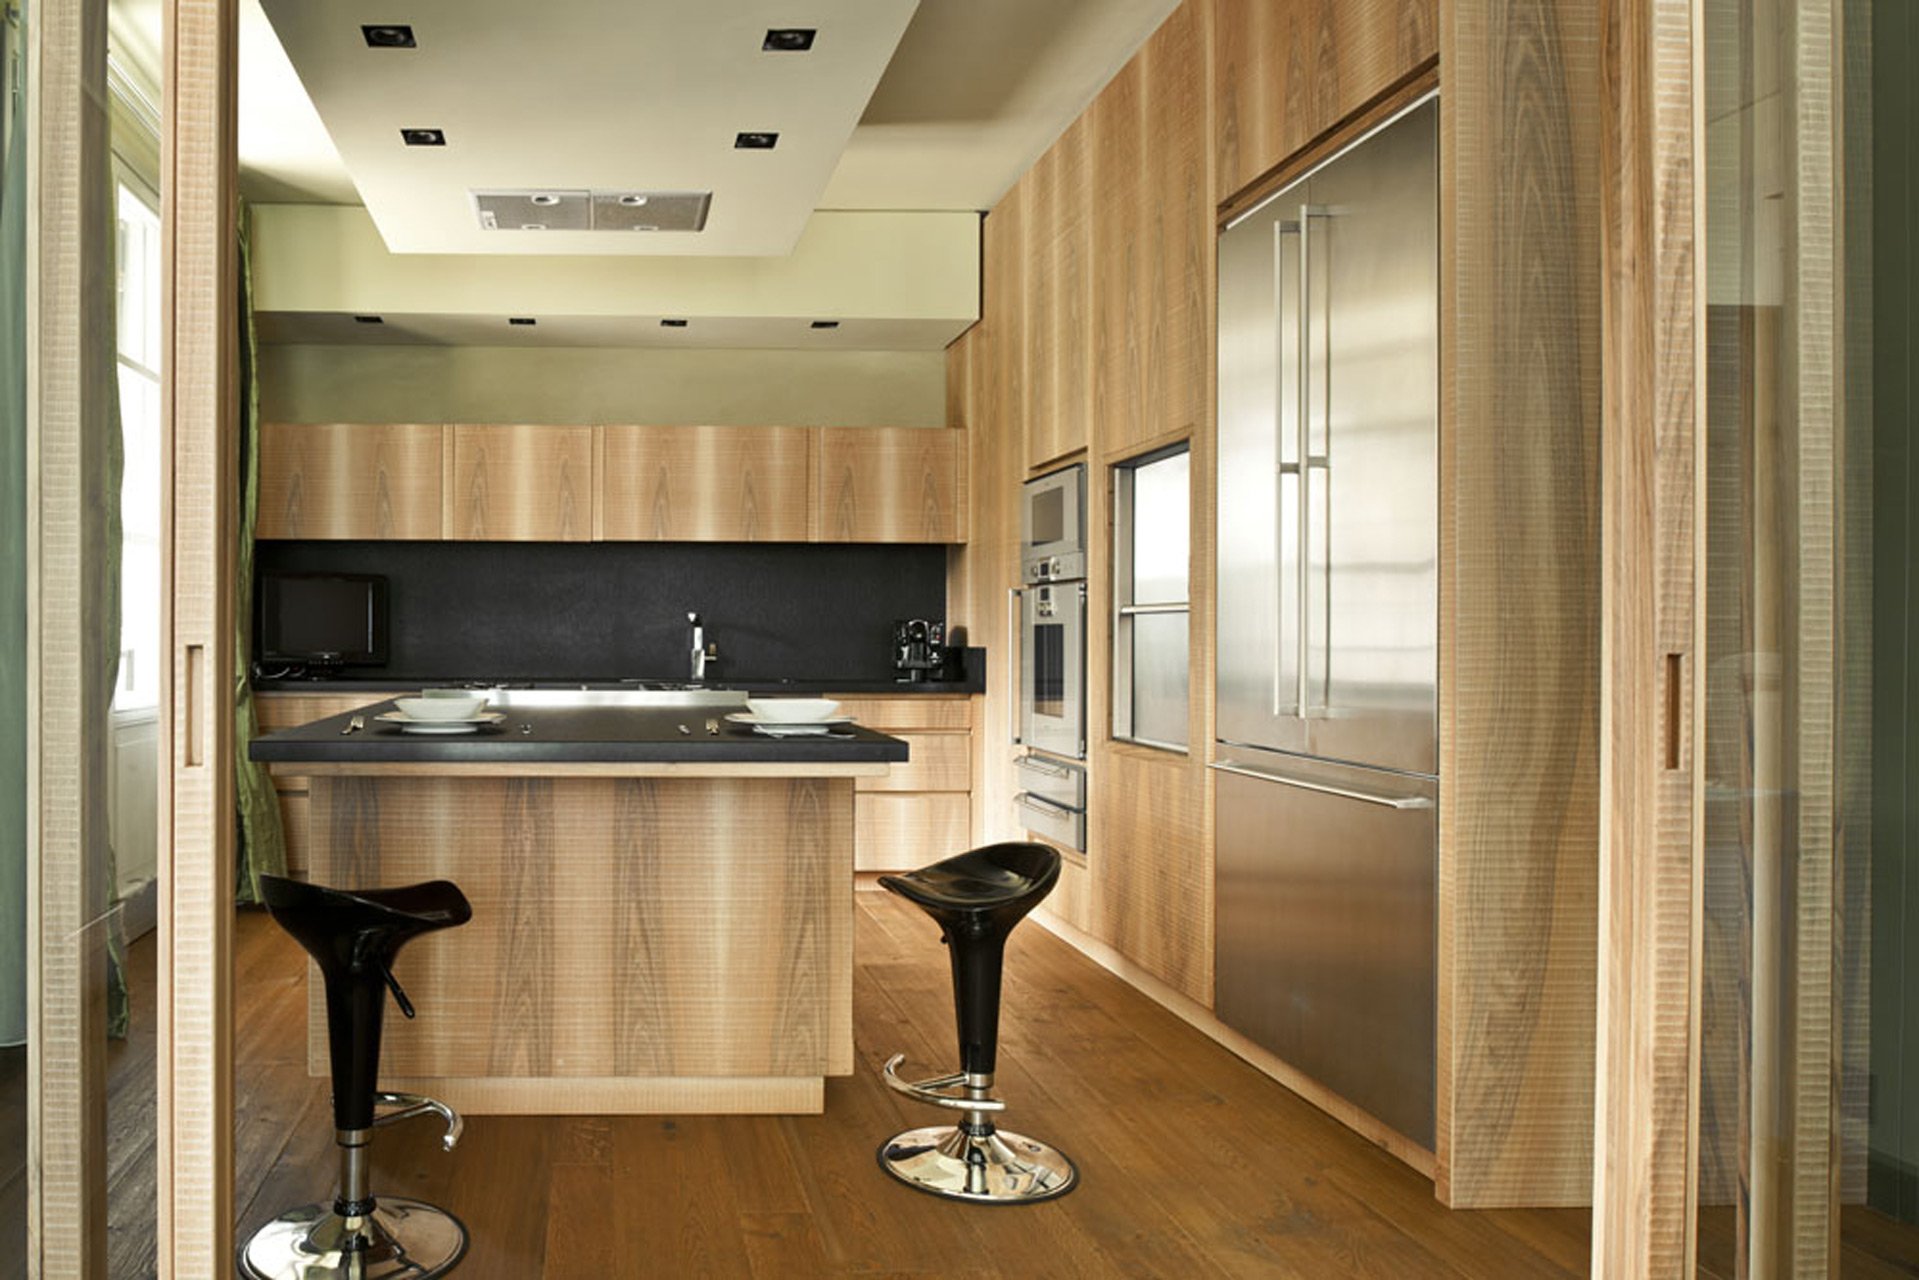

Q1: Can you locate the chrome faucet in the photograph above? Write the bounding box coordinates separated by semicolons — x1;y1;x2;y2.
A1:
687;612;718;682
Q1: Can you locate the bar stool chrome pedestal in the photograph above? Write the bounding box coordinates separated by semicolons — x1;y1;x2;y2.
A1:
877;841;1078;1205
239;874;474;1279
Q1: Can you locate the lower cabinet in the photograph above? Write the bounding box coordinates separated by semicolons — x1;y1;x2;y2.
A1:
253;691;390;877
836;695;975;872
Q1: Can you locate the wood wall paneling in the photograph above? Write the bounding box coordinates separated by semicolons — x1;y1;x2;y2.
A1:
160;0;242;1270
256;423;443;540
811;427;964;543
1022;115;1094;472
853;793;974;873
597;424;812;542
445;424;593;542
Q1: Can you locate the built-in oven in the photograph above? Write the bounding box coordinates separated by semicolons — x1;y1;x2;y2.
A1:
1015;579;1087;759
1021;463;1087;582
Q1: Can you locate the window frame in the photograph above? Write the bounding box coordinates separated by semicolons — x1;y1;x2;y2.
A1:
1110;441;1192;754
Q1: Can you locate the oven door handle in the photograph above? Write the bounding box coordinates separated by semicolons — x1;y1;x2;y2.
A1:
1007;586;1024;747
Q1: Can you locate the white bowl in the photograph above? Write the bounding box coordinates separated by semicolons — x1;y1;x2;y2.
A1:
396;695;485;721
746;697;842;724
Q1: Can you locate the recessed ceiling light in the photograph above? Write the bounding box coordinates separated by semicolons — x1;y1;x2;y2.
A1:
400;127;445;147
734;131;779;151
632;225;660;232
762;28;816;51
618;194;648;207
353;315;384;325
508;317;537;326
810;320;840;330
519;223;546;231
529;193;561;207
660;318;688;328
361;24;416;48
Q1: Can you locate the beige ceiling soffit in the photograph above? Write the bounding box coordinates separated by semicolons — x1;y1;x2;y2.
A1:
259;0;919;256
250;204;979;332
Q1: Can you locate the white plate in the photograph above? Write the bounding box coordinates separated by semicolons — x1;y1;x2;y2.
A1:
393;721;491;735
724;712;852;728
376;710;505;727
750;724;844;738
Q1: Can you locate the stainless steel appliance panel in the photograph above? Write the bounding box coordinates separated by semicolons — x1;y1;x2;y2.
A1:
1021;464;1087;582
1016;753;1086;809
1015;791;1086;851
1216;97;1438;777
1018;580;1086;759
1212;750;1436;1146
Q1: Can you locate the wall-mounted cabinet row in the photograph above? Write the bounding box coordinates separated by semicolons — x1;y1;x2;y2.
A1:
257;423;968;545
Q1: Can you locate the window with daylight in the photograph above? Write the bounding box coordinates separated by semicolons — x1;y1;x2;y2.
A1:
114;179;162;713
1112;444;1190;751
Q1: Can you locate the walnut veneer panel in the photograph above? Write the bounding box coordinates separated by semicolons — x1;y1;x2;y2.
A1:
1437;0;1602;1212
306;776;854;1083
598;425;812;542
257;423;444;540
832;696;972;732
811;427;965;543
1092;0;1210;453
1022;115;1093;471
855;734;970;794
852;793;972;872
446;424;593;541
1212;0;1436;209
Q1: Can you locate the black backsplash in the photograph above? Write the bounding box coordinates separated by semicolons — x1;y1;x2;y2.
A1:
254;541;948;683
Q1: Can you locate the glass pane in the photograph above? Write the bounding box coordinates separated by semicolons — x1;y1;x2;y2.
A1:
1129;610;1189;748
1;5;27;1275
1130;451;1190;604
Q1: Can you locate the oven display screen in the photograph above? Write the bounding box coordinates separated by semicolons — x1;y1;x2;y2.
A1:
1030;487;1065;547
1033;623;1066;718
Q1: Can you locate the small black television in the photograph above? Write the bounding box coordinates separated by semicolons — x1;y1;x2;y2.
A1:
258;572;389;668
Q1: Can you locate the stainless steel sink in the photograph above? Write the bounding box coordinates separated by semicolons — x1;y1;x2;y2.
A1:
476;687;749;710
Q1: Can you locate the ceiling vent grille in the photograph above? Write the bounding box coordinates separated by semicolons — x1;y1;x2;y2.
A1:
473;189;712;233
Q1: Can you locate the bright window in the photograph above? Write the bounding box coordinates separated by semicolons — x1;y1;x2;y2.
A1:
114;180;161;713
1112;445;1190;751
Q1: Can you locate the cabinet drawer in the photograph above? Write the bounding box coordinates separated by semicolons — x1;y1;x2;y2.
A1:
255;692;389;733
857;734;970;793
833;697;973;732
854;793;972;873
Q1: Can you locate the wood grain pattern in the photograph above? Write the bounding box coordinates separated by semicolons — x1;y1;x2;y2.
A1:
598;425;812;542
852;734;969;794
1436;0;1603;1210
160;0;241;1271
1589;0;1702;1269
256;423;443;540
253;691;387;736
277;760;889;781
1022;115;1093;471
445;424;593;542
1212;0;1437;208
367;1076;825;1116
852;793;972;873
830;696;972;732
810;427;965;543
1090;749;1210;1005
304;775;855;1098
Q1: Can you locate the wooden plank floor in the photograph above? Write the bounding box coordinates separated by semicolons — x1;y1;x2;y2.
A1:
234;889;1592;1278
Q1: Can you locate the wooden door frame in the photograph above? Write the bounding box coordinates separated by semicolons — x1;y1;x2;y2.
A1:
157;0;237;1273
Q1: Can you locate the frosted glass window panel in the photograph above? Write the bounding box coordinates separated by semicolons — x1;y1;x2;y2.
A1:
1130;451;1190;603
1113;444;1191;751
1128;611;1190;749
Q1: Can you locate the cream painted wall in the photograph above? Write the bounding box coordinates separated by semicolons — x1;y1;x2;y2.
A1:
258;344;949;427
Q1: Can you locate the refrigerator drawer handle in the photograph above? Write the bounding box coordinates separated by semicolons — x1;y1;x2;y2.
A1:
1016;791;1077;817
1207;761;1433;810
1018;756;1074;779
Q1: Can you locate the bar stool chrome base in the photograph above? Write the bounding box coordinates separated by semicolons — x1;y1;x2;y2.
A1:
879;1122;1078;1204
238;1196;468;1279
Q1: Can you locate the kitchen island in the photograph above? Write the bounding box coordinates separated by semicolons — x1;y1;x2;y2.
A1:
250;697;908;1115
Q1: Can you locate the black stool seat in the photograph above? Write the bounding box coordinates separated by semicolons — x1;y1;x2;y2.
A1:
878;842;1060;919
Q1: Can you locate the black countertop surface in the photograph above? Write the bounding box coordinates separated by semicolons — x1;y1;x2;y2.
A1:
249;700;910;766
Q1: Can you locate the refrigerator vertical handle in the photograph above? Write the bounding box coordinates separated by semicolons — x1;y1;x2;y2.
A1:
1007;586;1024;746
1273;218;1303;717
1295;204;1313;720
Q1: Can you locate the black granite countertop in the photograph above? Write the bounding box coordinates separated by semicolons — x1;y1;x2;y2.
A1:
249;700;910;766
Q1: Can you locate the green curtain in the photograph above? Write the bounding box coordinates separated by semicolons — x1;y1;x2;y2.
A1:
0;0;29;1049
233;198;286;905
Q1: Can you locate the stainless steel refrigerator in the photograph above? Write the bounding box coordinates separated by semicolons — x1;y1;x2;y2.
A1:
1213;95;1439;1147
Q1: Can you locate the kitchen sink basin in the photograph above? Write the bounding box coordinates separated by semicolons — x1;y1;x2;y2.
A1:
477;687;749;710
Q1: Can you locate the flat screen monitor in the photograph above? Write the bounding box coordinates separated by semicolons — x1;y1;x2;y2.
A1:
258;573;388;667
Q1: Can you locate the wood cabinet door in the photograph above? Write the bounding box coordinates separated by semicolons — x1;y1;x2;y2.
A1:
257;423;444;539
599;425;812;541
811;428;966;543
854;793;973;872
1022;114;1093;471
445;425;594;541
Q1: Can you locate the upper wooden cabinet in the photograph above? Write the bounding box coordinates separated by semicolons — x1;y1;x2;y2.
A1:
812;427;966;543
1022;114;1093;472
599;425;811;542
1211;0;1436;207
445;424;593;541
257;423;443;540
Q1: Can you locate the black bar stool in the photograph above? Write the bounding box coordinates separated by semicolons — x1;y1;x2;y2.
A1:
239;874;474;1279
876;841;1078;1204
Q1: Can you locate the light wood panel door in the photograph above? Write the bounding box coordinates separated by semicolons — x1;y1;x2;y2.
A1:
811;427;966;543
446;425;594;541
598;425;811;542
854;734;970;794
1023;114;1093;471
854;793;973;873
257;423;444;540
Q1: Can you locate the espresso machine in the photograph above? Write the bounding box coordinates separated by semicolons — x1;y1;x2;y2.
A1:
893;619;950;683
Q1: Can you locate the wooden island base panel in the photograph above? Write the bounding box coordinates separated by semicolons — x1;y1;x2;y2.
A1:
251;701;909;1116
